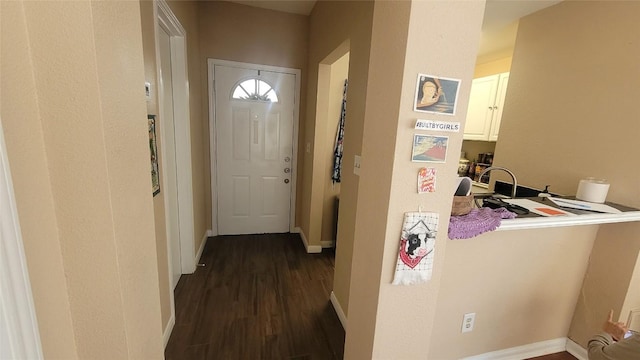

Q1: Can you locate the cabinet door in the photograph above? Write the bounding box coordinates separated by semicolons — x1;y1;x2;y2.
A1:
463;75;498;141
488;73;509;141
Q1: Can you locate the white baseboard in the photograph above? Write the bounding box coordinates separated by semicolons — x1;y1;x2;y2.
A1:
195;230;212;263
566;338;588;360
293;227;321;253
330;291;347;330
321;240;334;248
462;337;567;360
162;313;175;349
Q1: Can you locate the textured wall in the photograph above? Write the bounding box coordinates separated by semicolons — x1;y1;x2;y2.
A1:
0;1;78;357
1;1;164;358
360;1;484;357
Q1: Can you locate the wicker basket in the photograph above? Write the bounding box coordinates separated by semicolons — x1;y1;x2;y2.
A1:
451;194;473;216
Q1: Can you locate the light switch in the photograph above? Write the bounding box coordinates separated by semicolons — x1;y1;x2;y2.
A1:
353;155;361;176
144;82;151;101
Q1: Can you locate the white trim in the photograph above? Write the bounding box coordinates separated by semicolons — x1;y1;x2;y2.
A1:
196;230;212;264
497;210;640;231
0;117;44;359
461;337;567;360
330;291;347;330
566;338;588;360
155;0;196;276
208;59;300;236
321;240;334;248
293;227;321;253
162;313;175;349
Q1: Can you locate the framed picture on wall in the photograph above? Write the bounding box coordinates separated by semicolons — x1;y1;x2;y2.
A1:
148;114;160;197
414;74;461;115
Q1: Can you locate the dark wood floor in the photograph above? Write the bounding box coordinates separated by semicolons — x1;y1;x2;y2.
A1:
164;233;578;360
165;233;345;359
527;351;577;360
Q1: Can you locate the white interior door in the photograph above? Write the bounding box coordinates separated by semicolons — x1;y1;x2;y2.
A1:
214;65;295;235
158;26;181;289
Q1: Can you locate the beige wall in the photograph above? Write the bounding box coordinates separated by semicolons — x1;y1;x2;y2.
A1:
474;56;512;78
492;0;640;349
1;1;78;357
320;52;349;245
430;226;598;358
139;0;172;332
167;0;208;255
1;1;164;358
359;1;484;357
307;0;374;319
197;1;309;233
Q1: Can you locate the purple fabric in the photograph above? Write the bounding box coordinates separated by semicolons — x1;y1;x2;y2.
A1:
448;207;517;240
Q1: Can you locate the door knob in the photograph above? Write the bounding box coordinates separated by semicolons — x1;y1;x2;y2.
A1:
284;157;291;162
284;168;290;173
284;179;290;184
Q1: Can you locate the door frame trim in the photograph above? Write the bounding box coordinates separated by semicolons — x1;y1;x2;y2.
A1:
208;59;300;235
154;0;195;346
0;116;44;359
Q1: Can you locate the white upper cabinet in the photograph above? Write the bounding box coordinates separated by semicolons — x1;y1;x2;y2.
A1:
464;72;509;141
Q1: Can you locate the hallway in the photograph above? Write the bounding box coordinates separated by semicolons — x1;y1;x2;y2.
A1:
165;233;345;359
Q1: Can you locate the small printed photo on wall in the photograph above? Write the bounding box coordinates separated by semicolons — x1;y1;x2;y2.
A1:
411;134;448;163
414;74;461;115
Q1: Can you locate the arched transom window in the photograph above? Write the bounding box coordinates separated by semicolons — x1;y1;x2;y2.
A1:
231;78;279;102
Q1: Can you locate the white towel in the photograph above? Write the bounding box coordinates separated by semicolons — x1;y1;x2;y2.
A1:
392;212;438;285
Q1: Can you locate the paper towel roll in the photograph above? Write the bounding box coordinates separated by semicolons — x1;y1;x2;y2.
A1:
576;178;610;203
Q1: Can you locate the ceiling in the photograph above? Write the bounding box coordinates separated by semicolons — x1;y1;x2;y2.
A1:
224;0;563;60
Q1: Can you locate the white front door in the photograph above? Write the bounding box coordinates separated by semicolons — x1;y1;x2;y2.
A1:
214;65;295;235
158;25;181;289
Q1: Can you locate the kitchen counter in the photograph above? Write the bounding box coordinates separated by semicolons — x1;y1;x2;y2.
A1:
494;197;640;231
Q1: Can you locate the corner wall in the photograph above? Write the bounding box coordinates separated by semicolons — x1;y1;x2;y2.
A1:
355;1;484;357
139;0;172;333
307;0;375;317
1;0;164;358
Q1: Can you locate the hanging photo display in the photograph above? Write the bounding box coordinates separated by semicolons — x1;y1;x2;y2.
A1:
413;74;461;115
392;212;439;285
415;119;461;133
411;134;449;163
418;167;437;193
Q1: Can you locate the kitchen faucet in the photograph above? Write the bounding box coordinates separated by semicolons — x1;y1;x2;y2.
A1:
477;166;518;198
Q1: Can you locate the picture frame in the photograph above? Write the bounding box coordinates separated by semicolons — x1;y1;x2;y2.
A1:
413;74;461;115
411;134;449;163
148;114;160;197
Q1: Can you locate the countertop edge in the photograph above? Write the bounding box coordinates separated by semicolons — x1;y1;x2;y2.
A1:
496;211;640;231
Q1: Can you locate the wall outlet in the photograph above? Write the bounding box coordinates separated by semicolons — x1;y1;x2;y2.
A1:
461;312;475;333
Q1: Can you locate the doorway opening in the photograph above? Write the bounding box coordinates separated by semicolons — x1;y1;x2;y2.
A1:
311;44;350;251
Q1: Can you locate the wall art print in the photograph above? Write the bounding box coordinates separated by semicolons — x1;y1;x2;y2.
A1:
392;212;439;285
418;167;437;193
413;74;461;115
148;114;160;197
411;134;449;163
